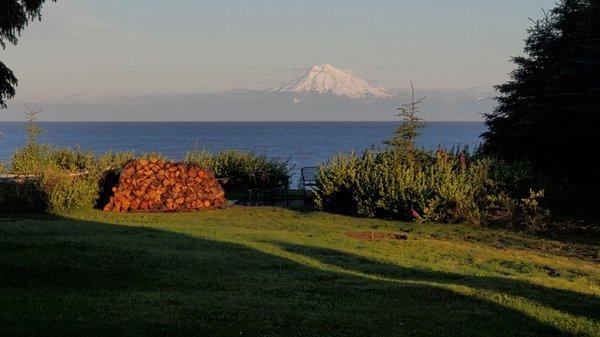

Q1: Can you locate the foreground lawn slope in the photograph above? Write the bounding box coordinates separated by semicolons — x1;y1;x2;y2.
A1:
1;207;599;337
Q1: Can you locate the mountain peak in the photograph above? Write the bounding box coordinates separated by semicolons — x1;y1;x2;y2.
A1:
310;64;336;72
276;64;393;99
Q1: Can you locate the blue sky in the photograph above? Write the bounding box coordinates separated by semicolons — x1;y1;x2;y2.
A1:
3;0;556;102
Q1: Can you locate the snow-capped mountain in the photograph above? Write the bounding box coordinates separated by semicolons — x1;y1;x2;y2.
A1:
276;64;393;99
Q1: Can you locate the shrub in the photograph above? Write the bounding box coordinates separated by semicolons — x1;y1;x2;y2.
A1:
48;147;96;172
4;145;127;212
486;189;551;232
8;145;99;211
314;149;549;227
41;167;98;212
0;179;47;213
10;143;53;175
186;149;290;190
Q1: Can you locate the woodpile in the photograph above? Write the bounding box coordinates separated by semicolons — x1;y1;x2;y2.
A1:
103;159;226;212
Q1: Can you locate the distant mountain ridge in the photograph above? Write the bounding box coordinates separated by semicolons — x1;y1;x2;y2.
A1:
4;87;495;121
275;64;393;99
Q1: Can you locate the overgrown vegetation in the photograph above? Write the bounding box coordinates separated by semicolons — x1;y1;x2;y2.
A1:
314;149;548;229
0;179;47;213
7;143;134;212
186;149;290;190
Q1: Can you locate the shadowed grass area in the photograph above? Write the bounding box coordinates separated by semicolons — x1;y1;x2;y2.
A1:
0;207;599;336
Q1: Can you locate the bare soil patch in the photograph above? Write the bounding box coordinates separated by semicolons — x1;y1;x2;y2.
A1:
345;231;408;241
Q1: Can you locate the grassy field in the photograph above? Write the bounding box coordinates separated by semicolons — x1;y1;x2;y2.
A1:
1;206;599;337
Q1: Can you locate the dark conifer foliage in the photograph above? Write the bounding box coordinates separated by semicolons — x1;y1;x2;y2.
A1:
0;0;56;108
482;0;600;196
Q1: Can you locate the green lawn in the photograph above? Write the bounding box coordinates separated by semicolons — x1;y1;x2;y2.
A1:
1;207;599;337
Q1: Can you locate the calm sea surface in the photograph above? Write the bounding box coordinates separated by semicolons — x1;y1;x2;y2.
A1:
0;122;486;178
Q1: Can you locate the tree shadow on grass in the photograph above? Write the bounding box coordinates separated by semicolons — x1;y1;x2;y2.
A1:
273;242;600;323
0;215;593;337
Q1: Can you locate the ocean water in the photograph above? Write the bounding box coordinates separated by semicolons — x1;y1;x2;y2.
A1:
0;122;486;178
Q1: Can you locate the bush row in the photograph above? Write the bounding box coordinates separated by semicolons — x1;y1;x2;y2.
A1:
313;149;549;230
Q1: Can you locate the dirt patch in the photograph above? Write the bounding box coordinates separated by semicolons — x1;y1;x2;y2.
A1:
346;231;408;241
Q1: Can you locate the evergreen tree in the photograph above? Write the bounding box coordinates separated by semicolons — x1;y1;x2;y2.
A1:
386;81;426;156
0;0;56;108
482;0;600;196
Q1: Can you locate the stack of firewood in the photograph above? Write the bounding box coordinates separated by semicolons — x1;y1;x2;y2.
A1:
103;158;226;212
